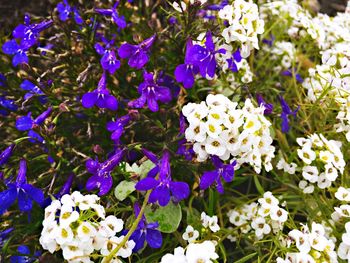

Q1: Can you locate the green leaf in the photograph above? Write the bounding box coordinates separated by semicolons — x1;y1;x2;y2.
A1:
254;175;264;195
144;202;182;233
233;252;257;263
114;181;136;201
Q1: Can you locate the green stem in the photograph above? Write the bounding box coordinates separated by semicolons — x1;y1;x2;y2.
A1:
104;190;151;262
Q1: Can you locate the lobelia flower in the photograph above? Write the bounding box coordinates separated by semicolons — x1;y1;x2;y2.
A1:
200;156;236;194
15;107;52;131
118;34;156;69
174;39;200;89
282;68;304;83
177;138;195;161
106;114;131;142
206;0;229;10
0;144;15;167
256;93;273;115
12;14;53;48
278;95;299;133
95;2;126;29
187;31;226;78
2;40;29;67
157;71;180;98
94;38;121;75
85;149;125;195
128;71;172;112
0;96;18;114
0;159;44;215
20;80;46;103
129;202;162;251
57;0;83;25
135;150;190;206
10;245;41;263
81;72;118;111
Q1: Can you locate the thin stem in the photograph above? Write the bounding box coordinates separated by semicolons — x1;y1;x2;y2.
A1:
104;190;152;262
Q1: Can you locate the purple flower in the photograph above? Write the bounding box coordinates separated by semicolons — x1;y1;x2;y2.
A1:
0;144;15;167
256;93;273;115
95;2;126;29
118;35;156;69
187;31;226;78
12;14;53;48
174;39;200;89
0;96;18;112
2;40;29;66
226;48;242;72
86;149;125;195
15;107;52;131
129;202;162;251
10;245;40;263
20;80;46;102
106;114;131;142
135;150;190;206
176;139;195;161
95;39;121;75
200;156;236;194
206;0;229;10
262;34;275;47
128;71;172;112
0;159;44;215
278;95;299;133
0;228;13;247
81;72;118;111
157;71;180;98
57;1;83;24
282;69;304;83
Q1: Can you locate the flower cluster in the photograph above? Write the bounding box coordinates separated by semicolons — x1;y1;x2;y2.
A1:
40;191;135;262
219;0;265;57
295;133;345;193
277;222;337;263
227;192;288;240
182;94;275;173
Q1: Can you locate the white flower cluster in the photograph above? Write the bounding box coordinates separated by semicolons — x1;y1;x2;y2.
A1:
276;155;297;175
227;192;288;240
219;0;265;58
295;134;345;193
182;212;220;244
266;41;297;72
277;222;337;263
182;94;275;173
39;191;135;263
160;241;218;263
261;0;325;45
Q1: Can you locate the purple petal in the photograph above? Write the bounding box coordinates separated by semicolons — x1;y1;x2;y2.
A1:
205;31;215;51
199;171;217;190
15;116;33;131
135;177;159;191
0;188;17;214
12;52;28;66
170;181;190;201
2;40;19;55
16;159;27;185
156;87;172;103
146;229;162;248
22;184;44;205
12;24;26;39
129;51;149;69
82;92;98;108
17;190;32;212
118;43;136;58
142;149;158;163
104;94;118;111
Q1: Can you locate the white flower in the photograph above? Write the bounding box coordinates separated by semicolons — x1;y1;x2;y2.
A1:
77;222;97;242
172;1;186;12
59;205;80;227
334;205;350;218
61;240;85;260
116;236;135;258
100;215;124;237
186;241;219;263
54;226;74;245
302;166;319;183
208;216;220;233
269;206;288;223
298;180;315;194
185;122;207;143
297;147;316;164
182;225;199;243
335;187;350;201
160;247;187;263
258;191;279;209
204;137;226;156
251;217;271;238
288;230;311;253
